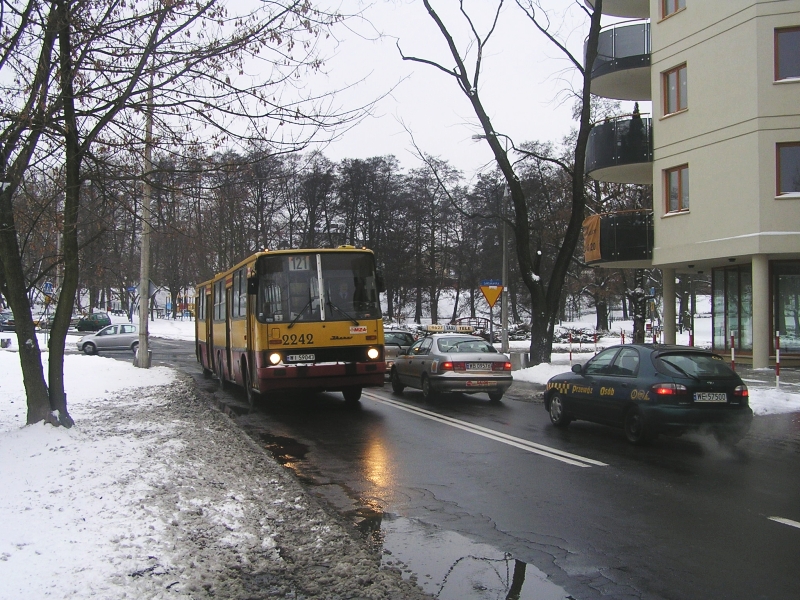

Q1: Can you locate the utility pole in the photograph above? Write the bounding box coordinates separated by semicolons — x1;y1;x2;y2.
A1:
136;83;154;368
501;186;509;353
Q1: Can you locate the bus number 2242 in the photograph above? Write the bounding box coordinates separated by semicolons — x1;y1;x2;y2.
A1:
282;333;314;345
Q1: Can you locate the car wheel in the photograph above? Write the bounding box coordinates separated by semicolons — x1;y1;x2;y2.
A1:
342;387;362;404
624;406;653;445
82;342;97;355
421;375;437;402
548;394;571;427
488;391;503;403
131;342;139;356
390;368;405;394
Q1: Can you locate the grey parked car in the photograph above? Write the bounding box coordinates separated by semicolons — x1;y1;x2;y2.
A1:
76;323;138;355
384;329;416;374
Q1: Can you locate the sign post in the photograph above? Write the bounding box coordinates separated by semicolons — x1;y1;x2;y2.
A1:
480;279;503;345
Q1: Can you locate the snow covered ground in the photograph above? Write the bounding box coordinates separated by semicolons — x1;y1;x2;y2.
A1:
0;314;797;598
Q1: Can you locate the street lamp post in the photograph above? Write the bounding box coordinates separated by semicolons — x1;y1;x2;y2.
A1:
471;134;510;353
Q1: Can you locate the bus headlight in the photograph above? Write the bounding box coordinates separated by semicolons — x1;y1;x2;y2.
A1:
367;347;380;360
269;353;283;365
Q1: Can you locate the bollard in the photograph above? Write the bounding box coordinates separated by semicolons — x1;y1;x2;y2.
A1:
621;331;625;344
730;331;735;371
569;332;573;366
776;331;781;389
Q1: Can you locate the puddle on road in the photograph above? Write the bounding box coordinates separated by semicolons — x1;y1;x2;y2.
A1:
378;515;573;600
252;431;310;465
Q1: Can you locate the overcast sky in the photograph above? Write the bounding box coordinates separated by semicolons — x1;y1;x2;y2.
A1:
302;0;637;178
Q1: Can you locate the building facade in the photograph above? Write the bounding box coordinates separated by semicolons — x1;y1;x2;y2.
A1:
584;0;800;367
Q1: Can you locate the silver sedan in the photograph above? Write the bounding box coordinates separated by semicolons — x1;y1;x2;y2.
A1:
76;323;138;355
390;329;513;402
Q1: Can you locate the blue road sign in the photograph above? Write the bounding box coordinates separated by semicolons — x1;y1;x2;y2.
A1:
481;279;502;286
43;281;53;294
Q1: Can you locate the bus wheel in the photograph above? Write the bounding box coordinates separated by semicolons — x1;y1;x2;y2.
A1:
216;354;226;391
342;387;362;404
243;363;260;409
202;367;212;379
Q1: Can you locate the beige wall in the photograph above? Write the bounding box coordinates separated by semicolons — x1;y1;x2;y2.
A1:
649;0;800;268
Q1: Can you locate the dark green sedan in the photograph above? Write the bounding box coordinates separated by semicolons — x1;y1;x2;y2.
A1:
544;345;753;445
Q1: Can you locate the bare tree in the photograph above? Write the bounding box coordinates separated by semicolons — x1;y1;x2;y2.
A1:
0;0;373;426
398;0;603;364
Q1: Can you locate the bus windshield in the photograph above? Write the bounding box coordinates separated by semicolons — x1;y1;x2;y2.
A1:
256;252;381;324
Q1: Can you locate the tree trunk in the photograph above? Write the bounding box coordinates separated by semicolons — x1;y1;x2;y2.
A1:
47;0;81;427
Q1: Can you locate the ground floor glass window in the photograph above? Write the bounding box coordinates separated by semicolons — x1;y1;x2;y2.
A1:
712;266;752;351
774;262;800;352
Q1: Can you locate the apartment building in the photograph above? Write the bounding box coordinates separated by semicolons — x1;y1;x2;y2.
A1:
583;0;800;367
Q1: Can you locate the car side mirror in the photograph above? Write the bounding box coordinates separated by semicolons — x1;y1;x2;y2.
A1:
571;363;583;374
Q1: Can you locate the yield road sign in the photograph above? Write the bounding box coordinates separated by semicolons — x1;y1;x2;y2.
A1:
480;285;503;308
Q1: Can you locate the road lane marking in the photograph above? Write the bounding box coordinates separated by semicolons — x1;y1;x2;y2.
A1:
768;517;800;530
363;392;607;468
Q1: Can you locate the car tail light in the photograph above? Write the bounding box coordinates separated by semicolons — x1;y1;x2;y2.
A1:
733;384;748;399
651;382;688;396
492;362;512;372
440;361;466;371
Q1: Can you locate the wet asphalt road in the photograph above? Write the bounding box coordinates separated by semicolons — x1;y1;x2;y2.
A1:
149;337;800;600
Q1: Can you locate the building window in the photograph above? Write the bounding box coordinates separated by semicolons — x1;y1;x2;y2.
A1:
662;0;686;19
777;143;800;195
665;165;689;213
663;64;687;115
775;27;800;81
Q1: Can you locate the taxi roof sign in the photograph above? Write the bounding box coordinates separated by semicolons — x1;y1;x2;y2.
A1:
480;285;503;308
425;324;474;333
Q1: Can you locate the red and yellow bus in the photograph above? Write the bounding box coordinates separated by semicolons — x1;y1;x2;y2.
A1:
196;247;385;405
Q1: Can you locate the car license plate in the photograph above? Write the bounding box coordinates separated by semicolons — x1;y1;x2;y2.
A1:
466;363;491;370
466;380;495;387
286;354;315;362
694;392;727;403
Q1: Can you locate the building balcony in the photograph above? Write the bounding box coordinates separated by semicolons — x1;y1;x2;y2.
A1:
583;0;650;19
586;114;653;184
588;21;651;101
583;210;654;267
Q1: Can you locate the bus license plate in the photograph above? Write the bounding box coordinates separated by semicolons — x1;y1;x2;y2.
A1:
286;354;315;362
466;363;491;370
694;392;727;402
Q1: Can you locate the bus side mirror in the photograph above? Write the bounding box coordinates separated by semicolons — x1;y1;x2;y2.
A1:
376;270;386;293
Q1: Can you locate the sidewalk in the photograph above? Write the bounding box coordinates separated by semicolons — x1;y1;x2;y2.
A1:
0;351;431;600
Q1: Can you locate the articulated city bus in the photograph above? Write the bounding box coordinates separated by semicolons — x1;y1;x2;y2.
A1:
196;247;385;406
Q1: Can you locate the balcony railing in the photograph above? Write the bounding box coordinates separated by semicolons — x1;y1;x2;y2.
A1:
583;210;653;265
586;113;653;184
586;20;651;100
594;21;650;77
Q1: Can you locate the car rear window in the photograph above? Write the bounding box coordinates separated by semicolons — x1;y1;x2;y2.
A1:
437;337;495;353
655;352;737;378
386;332;414;345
